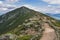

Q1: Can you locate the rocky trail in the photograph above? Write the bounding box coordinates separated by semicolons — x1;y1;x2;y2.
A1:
40;22;58;40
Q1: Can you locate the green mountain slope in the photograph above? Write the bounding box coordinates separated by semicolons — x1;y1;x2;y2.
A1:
0;6;60;40
0;6;37;34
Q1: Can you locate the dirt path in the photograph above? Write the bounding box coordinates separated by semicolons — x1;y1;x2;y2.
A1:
40;23;57;40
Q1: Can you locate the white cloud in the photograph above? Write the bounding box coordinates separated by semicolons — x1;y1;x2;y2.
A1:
41;6;60;14
0;3;17;14
55;10;60;13
5;4;17;8
0;0;20;15
6;0;19;3
22;4;44;11
0;1;8;11
0;1;3;4
22;5;37;10
0;4;59;14
22;4;60;14
0;4;16;10
42;0;60;4
0;8;8;11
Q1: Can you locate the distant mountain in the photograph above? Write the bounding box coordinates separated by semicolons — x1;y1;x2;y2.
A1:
52;14;60;17
46;13;60;20
0;6;60;40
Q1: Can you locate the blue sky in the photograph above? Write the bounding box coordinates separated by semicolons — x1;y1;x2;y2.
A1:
0;0;60;15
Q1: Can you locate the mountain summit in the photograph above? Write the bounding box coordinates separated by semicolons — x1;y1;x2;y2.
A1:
0;6;39;33
0;6;60;40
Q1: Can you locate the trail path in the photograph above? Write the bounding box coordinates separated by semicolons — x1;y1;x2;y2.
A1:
40;23;57;40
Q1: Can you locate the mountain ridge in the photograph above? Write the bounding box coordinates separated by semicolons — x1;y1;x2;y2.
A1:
46;13;60;20
0;6;60;40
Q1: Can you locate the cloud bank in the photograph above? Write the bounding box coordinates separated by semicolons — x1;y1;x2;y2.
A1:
43;0;60;4
23;4;60;14
0;0;18;14
0;0;60;15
